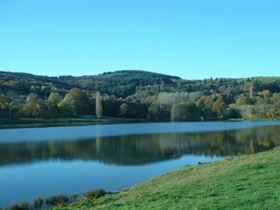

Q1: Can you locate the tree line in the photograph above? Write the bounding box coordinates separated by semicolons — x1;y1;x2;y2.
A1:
0;88;149;119
1;87;280;121
1;70;280;121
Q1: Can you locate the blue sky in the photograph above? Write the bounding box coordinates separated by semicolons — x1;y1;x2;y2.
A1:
0;0;279;79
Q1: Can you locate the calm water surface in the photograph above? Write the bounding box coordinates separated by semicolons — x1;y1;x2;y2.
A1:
1;121;280;207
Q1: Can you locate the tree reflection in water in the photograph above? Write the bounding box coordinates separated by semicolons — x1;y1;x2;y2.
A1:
0;125;279;166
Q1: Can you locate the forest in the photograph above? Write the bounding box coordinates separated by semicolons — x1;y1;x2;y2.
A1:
1;70;280;121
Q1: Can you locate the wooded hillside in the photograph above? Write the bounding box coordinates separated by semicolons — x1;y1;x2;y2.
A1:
1;70;280;121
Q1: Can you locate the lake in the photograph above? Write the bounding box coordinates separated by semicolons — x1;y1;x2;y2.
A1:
1;121;280;207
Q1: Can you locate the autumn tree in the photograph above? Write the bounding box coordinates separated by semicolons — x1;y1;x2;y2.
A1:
236;94;249;105
96;91;103;119
212;95;227;119
198;95;214;120
19;94;46;118
259;90;271;98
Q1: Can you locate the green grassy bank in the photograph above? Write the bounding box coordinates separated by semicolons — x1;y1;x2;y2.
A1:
54;146;280;210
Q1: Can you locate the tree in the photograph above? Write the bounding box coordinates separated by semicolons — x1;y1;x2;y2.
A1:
8;101;18;117
148;102;170;121
171;103;201;121
272;93;280;105
212;95;227;119
47;92;63;118
101;99;122;117
19;94;46;118
236;94;249;105
58;93;75;116
119;103;129;117
96;91;103;119
198;95;214;120
68;88;90;114
259;90;271;98
249;82;254;99
0;93;10;116
48;92;63;105
58;88;90;116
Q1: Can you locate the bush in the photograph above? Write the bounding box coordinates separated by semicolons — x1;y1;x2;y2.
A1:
84;189;106;199
34;198;44;209
45;195;69;206
94;189;107;198
71;193;79;201
10;203;29;210
84;191;95;199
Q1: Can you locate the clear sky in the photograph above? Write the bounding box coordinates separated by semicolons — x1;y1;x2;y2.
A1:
0;0;279;79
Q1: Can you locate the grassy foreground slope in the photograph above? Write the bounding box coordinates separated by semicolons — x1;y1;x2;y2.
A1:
55;147;280;210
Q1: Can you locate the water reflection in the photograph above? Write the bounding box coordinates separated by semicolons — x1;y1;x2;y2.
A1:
1;125;279;167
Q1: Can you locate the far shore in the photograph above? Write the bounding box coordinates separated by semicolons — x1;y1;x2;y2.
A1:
0;117;146;129
1;117;280;129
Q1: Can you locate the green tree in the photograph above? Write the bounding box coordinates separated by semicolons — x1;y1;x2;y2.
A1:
58;93;75;116
47;92;63;117
58;88;89;116
119;103;129;117
69;88;90;114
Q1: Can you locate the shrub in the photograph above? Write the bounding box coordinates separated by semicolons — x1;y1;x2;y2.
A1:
84;189;106;199
84;191;95;199
94;189;106;198
71;193;79;201
34;198;44;209
45;195;69;206
10;202;29;210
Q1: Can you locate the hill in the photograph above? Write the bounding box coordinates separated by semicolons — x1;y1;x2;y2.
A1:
58;70;180;97
0;70;179;98
1;70;280;121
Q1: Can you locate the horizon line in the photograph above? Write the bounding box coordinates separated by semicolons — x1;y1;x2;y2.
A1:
0;69;279;81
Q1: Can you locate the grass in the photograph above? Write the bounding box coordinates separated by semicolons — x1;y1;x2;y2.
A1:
53;146;280;210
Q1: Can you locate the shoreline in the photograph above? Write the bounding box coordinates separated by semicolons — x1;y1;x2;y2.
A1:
1;117;280;129
2;144;280;209
52;146;280;210
0;117;146;129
